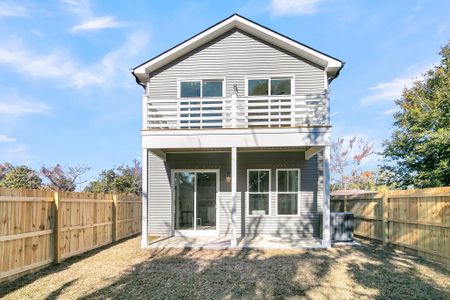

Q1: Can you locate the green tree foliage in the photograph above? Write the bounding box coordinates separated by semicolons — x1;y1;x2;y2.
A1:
381;42;450;189
84;160;141;195
0;165;42;189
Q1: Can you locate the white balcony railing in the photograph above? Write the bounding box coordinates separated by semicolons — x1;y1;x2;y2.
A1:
145;94;329;129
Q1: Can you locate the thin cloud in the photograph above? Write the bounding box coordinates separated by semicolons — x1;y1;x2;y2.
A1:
0;31;149;89
0;98;51;116
270;0;327;16
0;143;32;165
0;2;28;18
61;0;123;33
380;108;400;116
360;64;432;106
0;134;16;142
71;16;123;32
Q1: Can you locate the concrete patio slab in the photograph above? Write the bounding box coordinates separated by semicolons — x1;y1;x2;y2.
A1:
147;235;325;250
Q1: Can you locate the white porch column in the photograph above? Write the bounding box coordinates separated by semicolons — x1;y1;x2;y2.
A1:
230;147;237;247
322;145;331;247
141;148;148;248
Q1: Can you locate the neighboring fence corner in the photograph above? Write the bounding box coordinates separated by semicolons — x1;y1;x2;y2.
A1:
331;187;450;267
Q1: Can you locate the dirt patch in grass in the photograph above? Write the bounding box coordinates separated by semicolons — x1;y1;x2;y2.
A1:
1;237;449;299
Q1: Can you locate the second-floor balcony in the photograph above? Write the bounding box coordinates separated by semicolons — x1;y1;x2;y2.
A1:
144;94;329;130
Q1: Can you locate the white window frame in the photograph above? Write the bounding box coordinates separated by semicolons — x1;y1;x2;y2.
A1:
177;78;226;98
275;168;301;216
245;76;294;97
246;169;271;217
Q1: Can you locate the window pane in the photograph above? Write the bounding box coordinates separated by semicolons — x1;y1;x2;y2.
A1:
203;81;223;97
278;194;298;215
278;170;299;192
180;81;200;98
248;79;268;96
249;194;269;215
259;171;270;192
271;79;291;95
289;170;299;192
249;171;259;193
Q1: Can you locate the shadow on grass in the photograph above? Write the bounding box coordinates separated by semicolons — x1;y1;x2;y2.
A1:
1;238;449;299
347;243;450;300
0;235;140;298
79;248;334;299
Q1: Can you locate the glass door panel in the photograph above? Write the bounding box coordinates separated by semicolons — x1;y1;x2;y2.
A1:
174;172;195;230
196;172;217;230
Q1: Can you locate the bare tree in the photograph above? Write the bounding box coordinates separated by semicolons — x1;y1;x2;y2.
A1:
41;164;91;191
0;162;14;181
331;136;375;190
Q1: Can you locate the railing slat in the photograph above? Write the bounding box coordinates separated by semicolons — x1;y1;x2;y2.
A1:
146;94;329;129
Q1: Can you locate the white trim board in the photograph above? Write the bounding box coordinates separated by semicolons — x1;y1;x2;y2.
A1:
142;128;331;149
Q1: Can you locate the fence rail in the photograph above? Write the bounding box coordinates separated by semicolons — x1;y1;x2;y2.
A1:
331;187;450;267
0;188;141;282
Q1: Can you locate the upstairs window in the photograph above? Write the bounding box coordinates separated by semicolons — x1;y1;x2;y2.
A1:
202;80;223;97
180;81;201;98
248;79;269;96
247;78;292;96
179;80;223;98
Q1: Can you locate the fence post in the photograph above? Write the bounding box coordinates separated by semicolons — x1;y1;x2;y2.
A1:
382;190;389;246
54;191;62;263
112;194;118;242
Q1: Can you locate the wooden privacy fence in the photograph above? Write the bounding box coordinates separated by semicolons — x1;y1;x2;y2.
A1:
331;187;450;267
0;188;141;282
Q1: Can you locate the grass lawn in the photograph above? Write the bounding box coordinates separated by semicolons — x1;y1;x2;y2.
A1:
1;237;449;300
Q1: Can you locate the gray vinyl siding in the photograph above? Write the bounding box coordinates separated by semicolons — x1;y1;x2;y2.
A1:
147;29;327;125
147;151;322;238
148;152;172;235
238;151;322;238
147;152;242;236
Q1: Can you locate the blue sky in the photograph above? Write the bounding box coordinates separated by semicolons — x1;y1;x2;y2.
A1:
0;0;449;182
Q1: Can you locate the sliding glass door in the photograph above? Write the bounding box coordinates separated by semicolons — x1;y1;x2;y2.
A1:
174;170;218;233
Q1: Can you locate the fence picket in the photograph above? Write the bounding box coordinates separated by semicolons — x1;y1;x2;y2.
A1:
331;186;450;267
0;188;141;282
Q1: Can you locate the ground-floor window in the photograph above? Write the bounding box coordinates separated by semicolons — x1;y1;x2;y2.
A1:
276;169;300;215
247;169;270;215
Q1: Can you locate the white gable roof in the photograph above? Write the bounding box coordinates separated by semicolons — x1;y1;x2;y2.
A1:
132;14;343;86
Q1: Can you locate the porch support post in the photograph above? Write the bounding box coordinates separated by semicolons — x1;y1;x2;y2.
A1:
141;148;149;248
322;145;331;247
230;147;237;247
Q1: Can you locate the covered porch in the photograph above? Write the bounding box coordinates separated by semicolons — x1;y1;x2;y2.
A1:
141;146;331;249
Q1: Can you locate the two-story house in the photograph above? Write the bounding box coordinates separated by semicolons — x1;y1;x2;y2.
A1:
132;14;343;248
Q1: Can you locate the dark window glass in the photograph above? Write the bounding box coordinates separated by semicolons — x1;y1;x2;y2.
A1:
249;194;269;215
248;79;269;96
180;81;200;98
271;79;291;95
202;81;223;97
278;170;299;192
249;171;259;193
277;194;298;215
